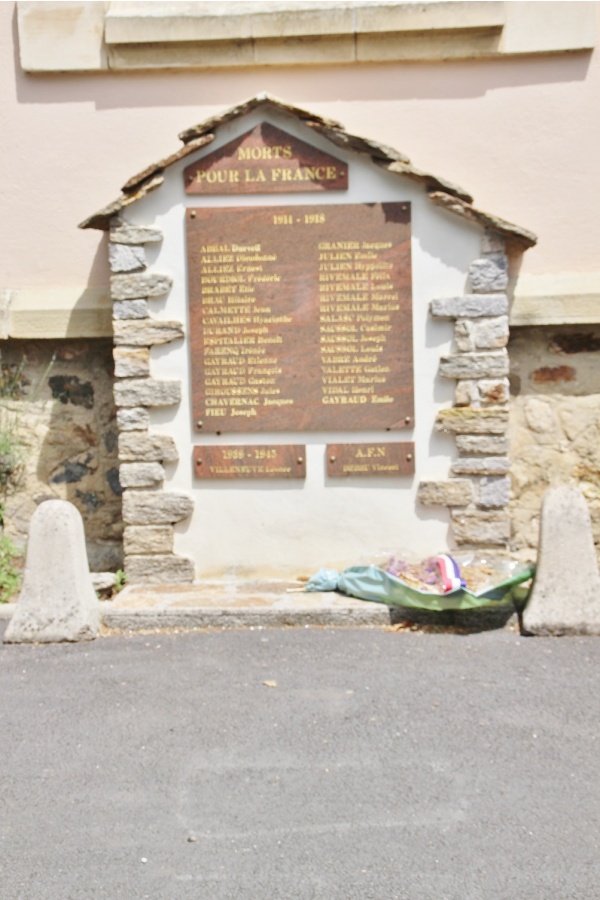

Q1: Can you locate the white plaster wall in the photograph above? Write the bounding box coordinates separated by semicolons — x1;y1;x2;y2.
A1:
128;109;481;577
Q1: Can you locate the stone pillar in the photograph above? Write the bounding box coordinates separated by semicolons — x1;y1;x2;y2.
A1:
109;218;195;584
4;500;100;643
523;485;600;634
417;232;511;548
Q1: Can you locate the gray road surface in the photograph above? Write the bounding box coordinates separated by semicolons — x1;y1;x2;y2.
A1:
0;624;598;899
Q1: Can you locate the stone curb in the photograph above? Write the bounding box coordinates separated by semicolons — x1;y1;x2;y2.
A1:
0;602;390;630
101;605;391;632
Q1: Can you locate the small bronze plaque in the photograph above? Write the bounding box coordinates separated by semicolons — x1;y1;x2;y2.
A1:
184;122;348;195
187;202;413;433
327;442;415;477
193;445;306;479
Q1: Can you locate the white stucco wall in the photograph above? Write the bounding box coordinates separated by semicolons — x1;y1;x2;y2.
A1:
126;108;481;577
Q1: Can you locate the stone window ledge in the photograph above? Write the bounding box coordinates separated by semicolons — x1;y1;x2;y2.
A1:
0;288;111;340
17;1;596;73
3;271;600;342
511;273;600;327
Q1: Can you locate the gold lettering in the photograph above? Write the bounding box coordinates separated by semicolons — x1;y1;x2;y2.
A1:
322;396;368;405
356;447;387;459
195;170;240;184
244;169;267;183
238;145;292;161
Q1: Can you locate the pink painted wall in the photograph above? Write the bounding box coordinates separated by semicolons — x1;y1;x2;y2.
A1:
1;2;598;291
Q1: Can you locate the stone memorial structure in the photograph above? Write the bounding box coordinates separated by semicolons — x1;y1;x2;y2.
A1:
81;94;536;585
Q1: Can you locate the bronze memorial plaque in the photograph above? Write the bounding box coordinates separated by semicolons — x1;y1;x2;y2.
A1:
184;123;348;195
193;444;306;479
326;442;415;477
187;201;413;433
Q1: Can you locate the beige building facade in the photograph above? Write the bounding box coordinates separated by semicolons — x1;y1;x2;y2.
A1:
1;1;599;578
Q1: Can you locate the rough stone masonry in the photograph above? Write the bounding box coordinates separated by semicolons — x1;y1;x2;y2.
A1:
109;218;195;585
418;235;512;548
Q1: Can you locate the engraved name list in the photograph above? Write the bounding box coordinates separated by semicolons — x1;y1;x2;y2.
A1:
187;202;413;433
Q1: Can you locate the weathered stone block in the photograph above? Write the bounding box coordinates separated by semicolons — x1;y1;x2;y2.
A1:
116;407;150;432
111;273;172;301
430;294;508;318
523;397;559;434
456;434;508;455
451;457;510;476
454;319;474;353
91;572;117;592
110;223;163;245
114;378;181;408
481;231;505;254
523;486;600;635
113;319;184;347
454;380;479;407
417;479;473;507
124;554;195;585
454;316;509;353
469;255;508;293
119;432;178;463
113;347;150;379
436;407;509;435
478;476;511;509
478;378;509;405
113;299;149;320
109;243;146;273
123;491;194;525
440;351;508;380
451;510;511;545
119;462;165;489
123;525;174;555
472;316;509;350
3;500;99;644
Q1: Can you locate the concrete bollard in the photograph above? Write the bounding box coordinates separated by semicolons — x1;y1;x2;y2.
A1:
4;500;100;643
523;485;600;635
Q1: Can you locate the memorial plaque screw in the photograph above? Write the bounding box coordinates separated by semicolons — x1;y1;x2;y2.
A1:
196;459;203;466
297;457;303;464
406;453;413;462
405;416;411;425
196;420;203;429
329;456;336;463
190;210;196;218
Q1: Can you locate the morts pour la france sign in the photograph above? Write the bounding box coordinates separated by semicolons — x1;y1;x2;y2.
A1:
183;122;348;194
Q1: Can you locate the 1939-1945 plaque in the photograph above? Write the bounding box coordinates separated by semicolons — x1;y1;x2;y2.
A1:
187;201;413;433
193;444;306;479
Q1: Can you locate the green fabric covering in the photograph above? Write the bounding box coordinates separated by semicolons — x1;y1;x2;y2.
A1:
307;564;535;612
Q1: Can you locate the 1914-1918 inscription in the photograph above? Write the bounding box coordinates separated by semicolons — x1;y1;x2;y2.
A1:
187;202;413;433
327;442;415;477
193;445;306;479
184;123;348;195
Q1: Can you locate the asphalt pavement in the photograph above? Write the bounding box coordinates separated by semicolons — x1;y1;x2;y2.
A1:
0;623;598;899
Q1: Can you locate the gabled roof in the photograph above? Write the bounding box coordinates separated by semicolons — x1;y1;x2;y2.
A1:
79;92;536;249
